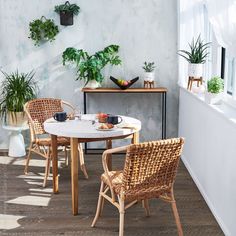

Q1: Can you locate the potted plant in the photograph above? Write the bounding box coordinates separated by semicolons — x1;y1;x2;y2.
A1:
205;76;224;104
55;1;80;26
0;71;38;126
29;16;59;46
62;44;122;89
178;35;210;78
142;61;155;82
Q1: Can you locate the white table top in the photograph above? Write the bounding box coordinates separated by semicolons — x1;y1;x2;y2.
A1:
44;114;141;139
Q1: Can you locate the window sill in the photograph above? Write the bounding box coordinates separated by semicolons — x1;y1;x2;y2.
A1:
179;86;236;127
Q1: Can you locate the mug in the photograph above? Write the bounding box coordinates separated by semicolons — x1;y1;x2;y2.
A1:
107;115;123;125
53;112;67;122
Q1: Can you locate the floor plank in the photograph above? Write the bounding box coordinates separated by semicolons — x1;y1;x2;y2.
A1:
0;152;224;235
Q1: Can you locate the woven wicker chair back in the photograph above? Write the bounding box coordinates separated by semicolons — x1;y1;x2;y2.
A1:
122;138;184;200
25;98;63;135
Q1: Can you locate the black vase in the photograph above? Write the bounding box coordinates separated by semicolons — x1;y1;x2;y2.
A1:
60;11;73;26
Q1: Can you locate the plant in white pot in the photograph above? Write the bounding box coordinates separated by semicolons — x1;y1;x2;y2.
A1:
205;76;224;104
62;45;122;89
0;71;38;126
142;61;155;82
178;35;210;79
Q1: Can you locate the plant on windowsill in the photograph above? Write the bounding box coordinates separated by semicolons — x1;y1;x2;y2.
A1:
205;76;224;104
55;1;80;26
29;16;59;46
178;35;211;79
0;70;38;126
62;44;122;89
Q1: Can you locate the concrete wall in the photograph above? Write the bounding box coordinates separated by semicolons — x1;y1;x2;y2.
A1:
0;0;179;148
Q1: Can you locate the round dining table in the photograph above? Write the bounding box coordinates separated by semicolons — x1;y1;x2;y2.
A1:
44;114;141;215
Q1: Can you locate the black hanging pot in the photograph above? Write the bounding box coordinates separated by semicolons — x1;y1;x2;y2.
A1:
60;11;73;25
60;1;73;26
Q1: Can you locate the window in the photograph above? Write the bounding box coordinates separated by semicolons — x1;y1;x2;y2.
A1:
225;56;235;95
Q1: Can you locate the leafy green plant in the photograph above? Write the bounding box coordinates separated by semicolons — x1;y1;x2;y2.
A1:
55;1;80;15
62;45;122;84
0;71;38;119
29;16;59;46
207;76;224;94
142;62;155;72
178;35;211;63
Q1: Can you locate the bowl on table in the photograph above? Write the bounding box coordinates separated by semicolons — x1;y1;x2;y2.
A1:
110;76;139;90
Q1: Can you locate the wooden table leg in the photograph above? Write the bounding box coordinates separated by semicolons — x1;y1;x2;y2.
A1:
132;131;139;144
106;139;112;171
51;134;59;194
70;137;79;215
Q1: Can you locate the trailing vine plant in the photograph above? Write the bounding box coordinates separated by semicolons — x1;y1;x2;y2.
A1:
29;16;59;46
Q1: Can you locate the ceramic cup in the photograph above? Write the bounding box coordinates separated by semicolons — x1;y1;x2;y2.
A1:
53;112;67;122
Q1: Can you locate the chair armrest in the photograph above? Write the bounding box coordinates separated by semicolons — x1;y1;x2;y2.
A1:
102;145;129;202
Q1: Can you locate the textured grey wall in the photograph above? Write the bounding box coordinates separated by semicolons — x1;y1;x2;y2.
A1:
0;0;178;148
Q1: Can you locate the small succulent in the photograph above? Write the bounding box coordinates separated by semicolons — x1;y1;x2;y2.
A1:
29;16;59;46
142;62;155;72
207;76;224;94
178;35;211;64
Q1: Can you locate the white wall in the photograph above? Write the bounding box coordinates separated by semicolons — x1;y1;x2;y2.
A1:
0;0;179;148
179;87;236;236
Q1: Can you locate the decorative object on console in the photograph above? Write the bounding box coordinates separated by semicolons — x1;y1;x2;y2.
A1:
29;16;59;46
62;45;122;89
205;76;224;104
142;61;155;87
0;70;37;126
110;76;139;90
178;35;211;90
55;1;80;26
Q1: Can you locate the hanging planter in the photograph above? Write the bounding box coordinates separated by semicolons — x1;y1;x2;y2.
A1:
29;16;59;46
55;1;80;26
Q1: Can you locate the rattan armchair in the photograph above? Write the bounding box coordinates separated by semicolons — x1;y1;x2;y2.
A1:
91;138;185;236
24;98;88;187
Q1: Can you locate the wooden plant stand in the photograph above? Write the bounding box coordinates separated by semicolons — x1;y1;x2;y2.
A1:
144;80;155;88
187;76;203;91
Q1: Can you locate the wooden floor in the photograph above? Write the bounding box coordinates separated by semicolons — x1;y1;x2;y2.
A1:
0;151;224;236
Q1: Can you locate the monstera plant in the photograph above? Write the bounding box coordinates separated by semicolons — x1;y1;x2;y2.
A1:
62;44;122;88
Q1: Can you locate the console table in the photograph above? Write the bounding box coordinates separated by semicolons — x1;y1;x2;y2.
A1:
82;87;167;152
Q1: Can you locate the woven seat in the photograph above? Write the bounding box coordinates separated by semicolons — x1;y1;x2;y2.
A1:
35;137;70;146
92;138;185;236
24;98;88;187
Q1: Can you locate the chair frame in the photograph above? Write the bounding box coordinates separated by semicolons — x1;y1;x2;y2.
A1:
92;138;184;236
24;98;88;187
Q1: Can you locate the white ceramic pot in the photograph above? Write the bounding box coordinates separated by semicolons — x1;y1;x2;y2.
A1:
144;72;155;82
84;80;101;89
205;92;222;105
188;63;203;78
7;111;28;127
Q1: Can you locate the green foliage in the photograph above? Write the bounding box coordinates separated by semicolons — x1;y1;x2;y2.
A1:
142;62;155;72
55;1;80;15
0;71;38;119
178;35;211;64
62;45;122;84
29;16;59;46
207;76;224;94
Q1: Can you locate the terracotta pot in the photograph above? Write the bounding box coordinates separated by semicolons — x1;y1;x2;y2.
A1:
7;111;28;127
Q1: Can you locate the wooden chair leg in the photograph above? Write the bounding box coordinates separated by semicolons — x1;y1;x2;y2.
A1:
24;143;33;174
143;199;150;217
171;190;183;236
119;198;125;236
78;143;89;179
64;147;69;166
91;181;105;227
43;155;51;188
